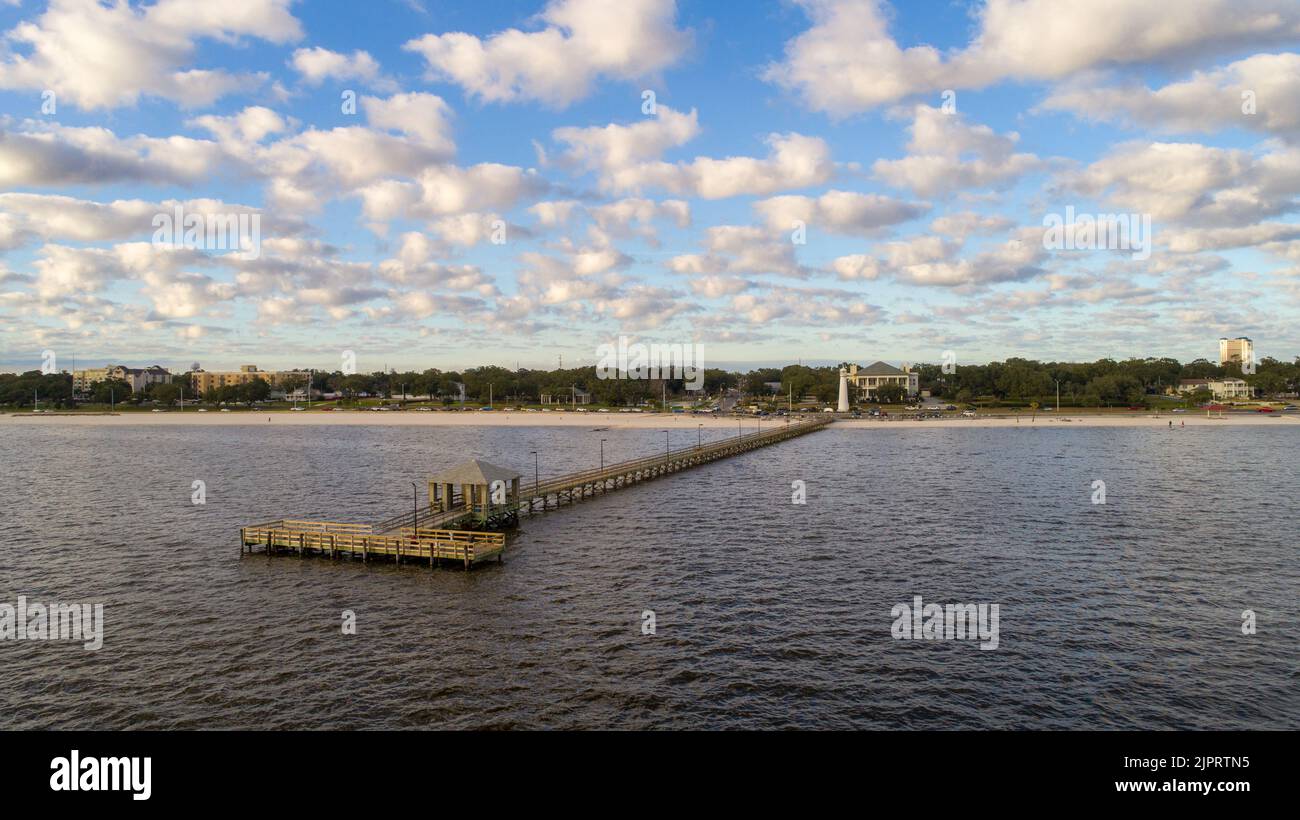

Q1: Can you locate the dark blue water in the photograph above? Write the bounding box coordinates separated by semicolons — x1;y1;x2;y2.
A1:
1;421;1296;729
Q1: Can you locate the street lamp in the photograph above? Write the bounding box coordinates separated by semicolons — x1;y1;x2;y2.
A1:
697;423;702;449
662;430;669;466
1053;378;1061;412
599;439;606;474
530;451;539;497
411;482;419;544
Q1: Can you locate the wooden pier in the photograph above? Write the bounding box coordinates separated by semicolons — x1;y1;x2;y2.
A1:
519;415;833;513
239;415;832;569
239;519;505;569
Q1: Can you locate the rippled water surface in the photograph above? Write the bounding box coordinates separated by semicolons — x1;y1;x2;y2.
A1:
1;421;1297;729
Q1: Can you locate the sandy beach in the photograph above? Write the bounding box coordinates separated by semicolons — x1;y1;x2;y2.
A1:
5;410;1297;429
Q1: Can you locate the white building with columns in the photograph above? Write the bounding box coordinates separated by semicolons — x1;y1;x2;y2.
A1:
844;362;920;401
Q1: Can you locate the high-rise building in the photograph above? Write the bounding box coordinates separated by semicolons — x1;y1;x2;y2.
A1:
1219;337;1253;366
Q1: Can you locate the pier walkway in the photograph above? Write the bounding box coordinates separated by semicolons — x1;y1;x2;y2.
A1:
519;414;832;513
239;415;832;569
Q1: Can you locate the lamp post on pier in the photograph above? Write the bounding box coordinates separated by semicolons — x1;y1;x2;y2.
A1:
411;482;419;544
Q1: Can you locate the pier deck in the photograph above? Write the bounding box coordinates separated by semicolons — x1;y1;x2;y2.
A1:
239;415;832;569
239;519;505;568
519;415;833;513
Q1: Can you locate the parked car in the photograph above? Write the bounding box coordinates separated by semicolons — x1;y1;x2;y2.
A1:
961;409;977;418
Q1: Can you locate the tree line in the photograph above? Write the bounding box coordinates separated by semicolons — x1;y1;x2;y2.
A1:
2;355;1297;408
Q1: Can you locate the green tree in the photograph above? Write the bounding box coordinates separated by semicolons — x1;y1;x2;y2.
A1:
875;383;906;404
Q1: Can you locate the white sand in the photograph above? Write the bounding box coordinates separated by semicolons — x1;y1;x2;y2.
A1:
5;410;1296;429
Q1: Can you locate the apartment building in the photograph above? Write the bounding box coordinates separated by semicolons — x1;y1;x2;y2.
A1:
72;365;172;394
190;365;291;395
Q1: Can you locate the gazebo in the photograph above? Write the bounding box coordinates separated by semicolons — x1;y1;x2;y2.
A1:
428;459;522;525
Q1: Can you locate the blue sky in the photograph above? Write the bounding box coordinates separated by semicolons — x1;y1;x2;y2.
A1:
2;0;1299;374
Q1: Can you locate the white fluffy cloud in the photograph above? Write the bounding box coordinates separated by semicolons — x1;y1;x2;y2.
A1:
290;47;394;91
361;92;457;155
0;0;302;109
832;227;1048;287
0;122;228;187
1040;52;1300;140
1064;141;1300;226
552;106;700;183
403;0;690;107
873;107;1044;196
668;225;810;279
753;190;927;235
765;0;1300;115
357;163;547;222
601;132;835;199
189;107;290;146
0;194;305;249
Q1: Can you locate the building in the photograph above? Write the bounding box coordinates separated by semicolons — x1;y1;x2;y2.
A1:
1177;378;1255;400
72;365;172;394
540;387;591;405
190;365;292;396
844;361;919;401
1219;337;1253;366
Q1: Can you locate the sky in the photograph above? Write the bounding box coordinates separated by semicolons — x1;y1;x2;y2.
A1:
2;0;1300;374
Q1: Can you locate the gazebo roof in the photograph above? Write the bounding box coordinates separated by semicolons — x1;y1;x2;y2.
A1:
429;459;521;485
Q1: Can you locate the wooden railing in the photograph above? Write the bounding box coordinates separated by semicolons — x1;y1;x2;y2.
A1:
525;415;832;498
372;504;471;534
241;520;505;563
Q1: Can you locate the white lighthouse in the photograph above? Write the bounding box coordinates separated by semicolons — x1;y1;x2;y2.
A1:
837;367;850;412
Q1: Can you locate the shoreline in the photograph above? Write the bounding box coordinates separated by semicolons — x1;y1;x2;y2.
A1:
5;411;1297;429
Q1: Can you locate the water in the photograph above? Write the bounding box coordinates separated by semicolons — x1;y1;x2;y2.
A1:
1;421;1296;729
